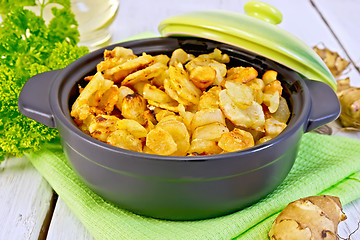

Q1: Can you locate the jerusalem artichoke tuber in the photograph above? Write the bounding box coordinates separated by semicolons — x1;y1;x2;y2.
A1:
268;195;346;240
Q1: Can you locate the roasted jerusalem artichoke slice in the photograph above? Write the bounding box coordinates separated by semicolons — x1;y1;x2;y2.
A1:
186;56;227;86
103;54;154;82
190;108;226;132
218;128;255;152
225;66;258;84
168;63;202;106
169;48;195;66
121;93;147;125
263;79;283;113
156;116;190;156
192;122;229;142
198;86;221;110
146;127;178;155
121;62;168;86
71;72;113;121
188;138;223;155
116;119;148;138
224;81;254;109
189;65;216;90
198;48;230;64
219;89;265;131
88;115;121;142
107;129;143;152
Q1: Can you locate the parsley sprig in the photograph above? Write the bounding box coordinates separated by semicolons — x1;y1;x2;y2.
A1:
0;0;89;161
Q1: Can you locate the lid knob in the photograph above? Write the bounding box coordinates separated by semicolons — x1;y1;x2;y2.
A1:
244;1;283;25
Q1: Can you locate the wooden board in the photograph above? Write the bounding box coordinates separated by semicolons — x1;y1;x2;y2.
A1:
312;0;360;69
339;198;360;239
46;197;94;240
0;156;54;239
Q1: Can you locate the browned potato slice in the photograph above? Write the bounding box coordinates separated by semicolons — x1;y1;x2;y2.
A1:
143;83;177;104
116;119;148;138
144;82;180;112
142;110;157;132
159;115;184;123
186;57;227;86
219;90;265;131
163;77;192;106
142;145;156;154
262;70;278;85
121;62;167;86
198;86;221;110
88;115;121;142
256;135;273;145
71;72;113;121
218;128;254;152
226;67;258;84
107;129;143;152
115;86;134;110
192;122;229;141
98;47;136;72
178;104;195;132
148;100;179;113
98;85;119;114
104;46;134;60
237;126;264;143
154;54;170;65
246;78;265;104
270;97;290;123
263;80;283;113
157;118;190;156
169;48;195;66
97;58;126;73
151;69;169;88
133;82;148;98
146;127;177;155
75;114;95;134
263;92;280;114
198;48;230;63
121;93;147;125
190;108;226;131
169;63;202;106
103;54;154;82
225;81;254;109
265;117;287;137
188;139;223;155
189;66;216;90
155;109;176;122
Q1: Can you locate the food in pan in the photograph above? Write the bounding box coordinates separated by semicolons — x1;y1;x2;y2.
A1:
71;47;290;156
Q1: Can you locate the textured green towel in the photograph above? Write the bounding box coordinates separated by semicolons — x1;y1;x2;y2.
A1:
26;133;360;240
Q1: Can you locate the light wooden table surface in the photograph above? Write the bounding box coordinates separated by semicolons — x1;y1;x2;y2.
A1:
1;0;359;239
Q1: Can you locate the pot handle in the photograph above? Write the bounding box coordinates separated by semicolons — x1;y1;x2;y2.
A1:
18;70;62;128
304;79;341;132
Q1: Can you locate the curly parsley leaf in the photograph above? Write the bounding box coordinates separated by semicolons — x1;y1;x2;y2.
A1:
0;1;89;162
0;0;36;15
48;7;79;45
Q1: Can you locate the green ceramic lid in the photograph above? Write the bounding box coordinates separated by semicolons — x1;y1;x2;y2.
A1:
158;1;336;89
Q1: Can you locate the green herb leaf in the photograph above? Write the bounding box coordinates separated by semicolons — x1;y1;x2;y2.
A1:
0;0;36;15
48;0;71;9
48;7;79;45
0;2;89;162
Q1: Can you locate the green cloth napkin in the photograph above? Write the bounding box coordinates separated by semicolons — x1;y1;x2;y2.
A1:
26;133;360;240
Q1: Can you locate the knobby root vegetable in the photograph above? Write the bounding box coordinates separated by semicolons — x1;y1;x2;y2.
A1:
268;195;346;240
336;78;360;129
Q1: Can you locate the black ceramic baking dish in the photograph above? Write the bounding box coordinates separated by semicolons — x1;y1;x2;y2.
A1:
18;37;340;220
